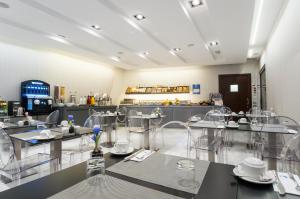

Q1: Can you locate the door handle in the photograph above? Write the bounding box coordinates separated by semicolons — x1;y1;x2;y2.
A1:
246;98;250;106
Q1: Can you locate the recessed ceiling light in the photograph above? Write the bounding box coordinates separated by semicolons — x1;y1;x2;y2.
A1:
49;35;69;44
57;34;66;38
91;25;101;30
0;2;9;8
189;0;203;8
172;48;181;52
209;41;219;47
169;50;176;56
81;27;102;38
187;43;195;47
134;14;146;21
111;56;120;62
138;52;149;59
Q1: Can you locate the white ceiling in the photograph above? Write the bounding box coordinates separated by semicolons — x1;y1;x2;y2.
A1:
0;0;283;69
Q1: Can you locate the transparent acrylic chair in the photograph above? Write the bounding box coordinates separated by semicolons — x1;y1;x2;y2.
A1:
189;110;227;163
219;106;232;114
127;110;148;148
280;133;300;178
60;114;100;166
255;116;299;160
152;121;198;192
150;107;163;132
115;107;129;145
45;110;60;128
0;128;59;183
116;107;127;128
188;114;202;123
152;121;194;167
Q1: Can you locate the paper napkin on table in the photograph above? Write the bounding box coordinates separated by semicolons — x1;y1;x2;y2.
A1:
273;172;300;196
130;150;155;162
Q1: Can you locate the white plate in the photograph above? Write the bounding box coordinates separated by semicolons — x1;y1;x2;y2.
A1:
32;135;56;140
225;125;239;128
238;121;249;125
233;167;275;184
287;129;298;134
110;146;134;155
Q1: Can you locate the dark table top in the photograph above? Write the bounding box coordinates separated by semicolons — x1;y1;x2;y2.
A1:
0;152;297;199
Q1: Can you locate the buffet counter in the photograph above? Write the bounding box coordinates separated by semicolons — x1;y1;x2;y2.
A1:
54;105;117;126
120;105;216;124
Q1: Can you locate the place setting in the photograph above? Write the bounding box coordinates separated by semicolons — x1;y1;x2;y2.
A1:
110;140;135;156
233;157;300;196
225;120;239;129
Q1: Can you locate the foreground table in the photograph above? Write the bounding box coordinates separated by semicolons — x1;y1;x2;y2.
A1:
0;152;297;199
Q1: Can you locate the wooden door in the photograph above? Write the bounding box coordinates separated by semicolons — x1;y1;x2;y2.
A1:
219;74;252;112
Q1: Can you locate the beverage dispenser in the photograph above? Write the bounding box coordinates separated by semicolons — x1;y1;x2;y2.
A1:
21;80;53;115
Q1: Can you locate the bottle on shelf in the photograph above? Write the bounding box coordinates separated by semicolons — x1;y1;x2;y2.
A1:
87;95;91;105
91;95;95;106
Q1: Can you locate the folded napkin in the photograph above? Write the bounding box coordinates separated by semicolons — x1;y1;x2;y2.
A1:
130;150;155;162
273;172;300;196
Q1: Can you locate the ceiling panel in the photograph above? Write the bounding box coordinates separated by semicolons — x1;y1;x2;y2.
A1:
0;0;271;69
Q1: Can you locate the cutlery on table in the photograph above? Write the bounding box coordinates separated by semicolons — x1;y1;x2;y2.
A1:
124;149;144;162
288;172;300;191
274;171;286;196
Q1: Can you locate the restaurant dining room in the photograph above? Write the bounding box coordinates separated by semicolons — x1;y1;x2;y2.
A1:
0;0;299;198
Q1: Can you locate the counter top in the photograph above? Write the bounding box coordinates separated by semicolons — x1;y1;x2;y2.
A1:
53;105;117;110
119;104;216;108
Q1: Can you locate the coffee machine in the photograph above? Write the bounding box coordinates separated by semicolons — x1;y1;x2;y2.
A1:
21;80;53;115
8;101;22;116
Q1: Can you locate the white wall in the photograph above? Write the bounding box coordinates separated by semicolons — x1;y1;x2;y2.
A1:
260;0;300;121
122;60;259;103
0;42;124;104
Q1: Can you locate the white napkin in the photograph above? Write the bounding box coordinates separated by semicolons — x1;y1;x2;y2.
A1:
130;150;155;162
273;172;300;196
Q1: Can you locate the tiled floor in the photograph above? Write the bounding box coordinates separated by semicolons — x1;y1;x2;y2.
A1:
0;127;283;192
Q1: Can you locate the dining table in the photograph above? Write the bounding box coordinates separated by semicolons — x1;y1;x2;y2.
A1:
128;114;166;149
0;151;297;199
9;127;92;164
98;113;125;148
189;121;297;170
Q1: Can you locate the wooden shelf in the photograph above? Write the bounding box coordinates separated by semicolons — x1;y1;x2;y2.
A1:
125;86;190;95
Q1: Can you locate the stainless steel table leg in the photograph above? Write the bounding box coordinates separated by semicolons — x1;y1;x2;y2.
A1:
207;128;215;162
143;119;150;150
101;117;116;148
13;139;22;160
267;133;277;170
50;140;62;165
